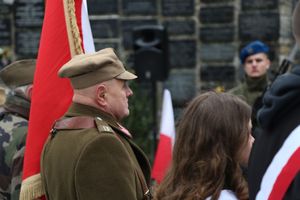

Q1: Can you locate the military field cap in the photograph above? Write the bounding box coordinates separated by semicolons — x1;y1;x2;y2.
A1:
58;48;137;89
240;40;269;64
0;59;36;88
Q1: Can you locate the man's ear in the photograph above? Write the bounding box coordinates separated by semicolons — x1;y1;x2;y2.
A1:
96;84;107;106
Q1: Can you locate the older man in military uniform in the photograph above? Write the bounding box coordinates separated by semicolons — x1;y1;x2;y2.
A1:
41;48;151;200
0;59;36;200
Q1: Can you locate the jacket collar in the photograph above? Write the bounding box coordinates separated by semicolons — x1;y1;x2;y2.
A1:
245;73;268;91
65;102;131;138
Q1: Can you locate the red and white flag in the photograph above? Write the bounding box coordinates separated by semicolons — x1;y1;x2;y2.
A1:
20;0;94;199
256;125;300;200
151;89;176;183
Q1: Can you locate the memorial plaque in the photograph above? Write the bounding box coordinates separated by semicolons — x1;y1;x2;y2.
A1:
123;0;157;15
90;19;119;39
169;40;196;68
121;19;157;49
165;70;196;106
200;26;234;42
239;11;279;41
162;0;194;16
0;2;11;14
200;44;235;62
0;18;11;46
94;42;119;51
15;30;41;57
87;0;118;15
14;0;44;28
201;65;235;82
199;6;234;24
164;19;195;35
242;0;278;10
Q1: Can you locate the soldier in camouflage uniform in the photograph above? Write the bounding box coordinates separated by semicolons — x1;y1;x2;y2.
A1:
228;40;271;106
0;59;36;200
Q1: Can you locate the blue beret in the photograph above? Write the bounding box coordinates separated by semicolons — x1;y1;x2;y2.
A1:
240;40;269;64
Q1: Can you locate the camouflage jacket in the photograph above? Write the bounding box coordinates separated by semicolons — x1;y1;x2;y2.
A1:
0;93;30;200
228;74;268;106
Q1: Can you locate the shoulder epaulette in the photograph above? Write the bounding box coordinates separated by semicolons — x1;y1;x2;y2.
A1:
95;117;114;134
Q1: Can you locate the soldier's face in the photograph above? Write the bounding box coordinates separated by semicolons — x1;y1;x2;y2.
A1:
105;79;133;121
244;53;270;78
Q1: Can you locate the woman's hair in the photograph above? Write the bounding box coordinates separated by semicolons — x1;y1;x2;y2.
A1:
154;92;251;200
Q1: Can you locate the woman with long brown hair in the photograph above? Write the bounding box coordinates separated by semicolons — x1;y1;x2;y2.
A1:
154;92;254;200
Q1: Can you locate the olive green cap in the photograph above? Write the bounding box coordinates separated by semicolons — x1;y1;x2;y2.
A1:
0;59;36;88
58;48;137;89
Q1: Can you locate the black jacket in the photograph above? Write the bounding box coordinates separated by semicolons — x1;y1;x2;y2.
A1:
249;66;300;200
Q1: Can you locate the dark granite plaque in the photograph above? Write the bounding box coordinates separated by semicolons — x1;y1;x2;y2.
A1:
0;18;11;46
121;19;157;49
94;42;119;51
14;0;44;28
162;0;194;16
239;11;279;41
123;0;157;15
88;0;118;15
200;26;234;42
15;30;41;57
200;44;235;62
165;70;196;106
201;66;235;82
164;19;195;35
242;0;278;10
169;40;196;68
199;6;234;24
0;2;11;14
90;19;119;39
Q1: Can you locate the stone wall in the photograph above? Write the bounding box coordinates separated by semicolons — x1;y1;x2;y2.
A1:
0;0;298;111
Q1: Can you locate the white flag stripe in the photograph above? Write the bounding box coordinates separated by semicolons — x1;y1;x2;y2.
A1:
256;124;300;199
81;0;95;53
159;89;175;145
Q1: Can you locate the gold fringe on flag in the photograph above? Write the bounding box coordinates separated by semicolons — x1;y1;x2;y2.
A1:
64;0;84;57
20;174;44;200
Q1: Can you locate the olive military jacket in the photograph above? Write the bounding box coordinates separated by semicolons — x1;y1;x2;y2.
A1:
228;74;268;106
41;102;151;200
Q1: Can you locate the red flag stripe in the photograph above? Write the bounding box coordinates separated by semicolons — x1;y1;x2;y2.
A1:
256;125;300;200
151;134;173;183
268;148;300;199
151;89;175;183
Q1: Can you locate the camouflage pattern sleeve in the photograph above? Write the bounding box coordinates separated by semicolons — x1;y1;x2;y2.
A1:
0;112;28;200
